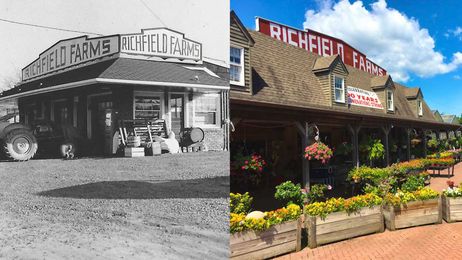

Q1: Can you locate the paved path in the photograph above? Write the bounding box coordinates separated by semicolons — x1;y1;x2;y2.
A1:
278;162;462;260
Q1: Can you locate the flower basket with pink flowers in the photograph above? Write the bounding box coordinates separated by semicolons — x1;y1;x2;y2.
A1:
304;142;333;164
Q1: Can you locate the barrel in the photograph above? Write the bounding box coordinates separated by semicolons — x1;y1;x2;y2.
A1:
182;127;204;144
127;135;141;147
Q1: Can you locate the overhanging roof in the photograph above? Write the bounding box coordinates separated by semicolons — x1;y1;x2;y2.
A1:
0;57;228;101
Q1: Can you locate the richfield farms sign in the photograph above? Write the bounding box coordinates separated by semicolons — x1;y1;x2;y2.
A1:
347;86;384;109
120;28;202;61
21;28;202;81
256;17;386;77
22;35;119;81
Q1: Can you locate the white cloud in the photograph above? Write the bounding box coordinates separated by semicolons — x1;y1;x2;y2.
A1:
447;26;462;40
304;0;462;82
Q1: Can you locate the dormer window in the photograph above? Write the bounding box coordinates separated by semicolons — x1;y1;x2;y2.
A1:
334;76;345;103
418;100;423;116
230;47;244;86
387;90;394;111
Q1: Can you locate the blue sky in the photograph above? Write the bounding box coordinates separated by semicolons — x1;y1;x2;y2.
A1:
231;0;462;116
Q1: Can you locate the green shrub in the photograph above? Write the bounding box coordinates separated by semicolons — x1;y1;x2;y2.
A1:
306;184;329;203
274;181;305;207
400;174;426;192
230;192;253;214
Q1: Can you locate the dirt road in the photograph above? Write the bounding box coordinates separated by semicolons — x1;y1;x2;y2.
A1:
0;152;229;259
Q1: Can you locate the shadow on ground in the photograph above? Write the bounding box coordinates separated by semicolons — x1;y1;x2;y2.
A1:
36;176;229;199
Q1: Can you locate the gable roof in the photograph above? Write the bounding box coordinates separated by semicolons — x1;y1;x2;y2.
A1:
442;114;457;124
371;75;393;89
230;11;255;46
312;55;347;73
404;87;422;99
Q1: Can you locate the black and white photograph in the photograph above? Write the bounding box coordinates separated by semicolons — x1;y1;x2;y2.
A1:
0;1;230;259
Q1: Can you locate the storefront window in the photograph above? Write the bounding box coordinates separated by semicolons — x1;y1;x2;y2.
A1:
387;90;394;111
418;100;423;116
230;47;244;85
194;93;220;127
334;76;345;103
135;96;161;120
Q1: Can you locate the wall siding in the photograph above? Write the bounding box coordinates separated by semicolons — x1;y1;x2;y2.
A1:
230;18;251;93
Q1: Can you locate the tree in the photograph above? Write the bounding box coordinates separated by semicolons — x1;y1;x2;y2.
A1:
1;70;22;91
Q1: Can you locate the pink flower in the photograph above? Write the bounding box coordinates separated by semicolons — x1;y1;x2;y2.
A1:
327;185;333;190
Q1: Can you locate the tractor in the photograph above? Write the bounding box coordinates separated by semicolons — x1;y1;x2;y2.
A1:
0;121;38;161
0;119;85;161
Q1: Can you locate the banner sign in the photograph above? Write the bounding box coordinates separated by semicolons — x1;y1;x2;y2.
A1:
120;28;202;61
256;17;386;77
22;35;119;81
347;86;384;109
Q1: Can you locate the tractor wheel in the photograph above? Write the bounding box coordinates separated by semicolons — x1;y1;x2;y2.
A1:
60;141;77;159
3;128;38;161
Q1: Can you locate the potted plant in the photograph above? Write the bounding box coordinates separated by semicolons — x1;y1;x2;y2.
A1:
304;141;333;164
234;153;267;188
230;193;302;259
304;193;384;248
382;187;441;231
442;182;462;223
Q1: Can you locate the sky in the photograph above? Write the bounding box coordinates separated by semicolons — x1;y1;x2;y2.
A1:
231;0;462;116
0;0;229;89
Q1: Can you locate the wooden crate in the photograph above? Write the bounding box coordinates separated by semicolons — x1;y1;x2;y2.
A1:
305;206;383;249
124;147;145;157
442;195;462;223
230;219;301;260
383;197;442;231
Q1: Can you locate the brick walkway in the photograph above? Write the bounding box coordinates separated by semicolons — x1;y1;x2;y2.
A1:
278;162;462;260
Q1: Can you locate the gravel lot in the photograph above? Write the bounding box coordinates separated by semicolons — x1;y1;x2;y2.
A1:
0;152;229;259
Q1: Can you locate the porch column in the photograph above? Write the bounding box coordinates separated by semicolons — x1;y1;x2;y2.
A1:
347;124;361;168
295;122;310;190
422;129;428;157
406;128;412;161
381;125;391;166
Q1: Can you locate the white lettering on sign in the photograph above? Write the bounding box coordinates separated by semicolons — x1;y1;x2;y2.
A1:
347;86;384;109
22;35;119;81
120;28;202;61
257;17;386;76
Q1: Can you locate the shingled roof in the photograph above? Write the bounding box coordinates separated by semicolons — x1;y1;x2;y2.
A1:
231;30;458;128
404;87;421;98
0;57;228;99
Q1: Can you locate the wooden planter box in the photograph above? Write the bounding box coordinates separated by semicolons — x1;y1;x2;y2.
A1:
383;197;442;230
305;206;384;249
230;219;301;260
442;195;462;223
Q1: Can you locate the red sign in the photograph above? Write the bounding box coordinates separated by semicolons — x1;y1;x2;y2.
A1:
256;17;386;76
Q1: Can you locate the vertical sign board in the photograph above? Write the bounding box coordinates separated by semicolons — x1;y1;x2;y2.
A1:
22;35;120;81
120;28;202;61
257;17;386;77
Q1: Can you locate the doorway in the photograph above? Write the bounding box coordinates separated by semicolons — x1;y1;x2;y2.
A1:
170;94;184;141
89;95;113;155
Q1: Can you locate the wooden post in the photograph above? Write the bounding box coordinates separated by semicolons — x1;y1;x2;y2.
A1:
406;128;411;161
306;216;317;249
381;125;391;166
422;129;428;157
295;122;310;190
347;124;361;168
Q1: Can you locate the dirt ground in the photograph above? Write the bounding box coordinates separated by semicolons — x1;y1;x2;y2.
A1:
0;152;229;259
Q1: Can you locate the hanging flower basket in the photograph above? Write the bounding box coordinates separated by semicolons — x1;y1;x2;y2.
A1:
304;142;333;164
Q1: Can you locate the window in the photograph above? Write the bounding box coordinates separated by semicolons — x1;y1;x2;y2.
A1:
387;90;394;111
194;93;220;127
418;100;423;116
230;47;244;86
334;76;345;103
135;96;161;120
